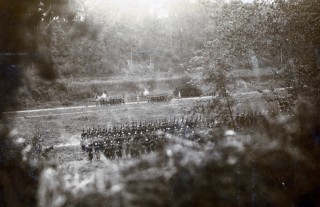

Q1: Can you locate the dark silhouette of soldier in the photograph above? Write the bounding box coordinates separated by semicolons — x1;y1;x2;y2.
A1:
86;144;93;161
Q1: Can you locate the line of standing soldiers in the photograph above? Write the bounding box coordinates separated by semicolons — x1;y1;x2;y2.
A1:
99;96;125;106
262;94;295;114
211;111;275;130
80;111;276;161
80;118;204;161
147;95;171;103
234;111;265;128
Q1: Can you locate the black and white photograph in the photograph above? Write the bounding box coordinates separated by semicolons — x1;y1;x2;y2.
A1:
0;0;320;206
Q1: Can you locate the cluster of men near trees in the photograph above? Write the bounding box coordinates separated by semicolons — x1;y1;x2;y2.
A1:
95;91;180;106
98;96;125;106
95;93;125;106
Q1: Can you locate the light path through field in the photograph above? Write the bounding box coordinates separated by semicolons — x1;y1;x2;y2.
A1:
7;87;287;118
15;102;186;118
7;98;203;114
54;135;79;148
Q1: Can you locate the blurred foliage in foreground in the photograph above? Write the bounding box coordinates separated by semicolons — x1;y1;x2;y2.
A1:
39;110;320;206
1;0;320;206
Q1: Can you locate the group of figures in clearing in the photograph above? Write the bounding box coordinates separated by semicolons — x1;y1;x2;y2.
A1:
80;110;273;161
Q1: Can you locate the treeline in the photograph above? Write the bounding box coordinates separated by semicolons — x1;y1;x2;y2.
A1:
20;0;320;109
39;0;213;78
189;0;320;111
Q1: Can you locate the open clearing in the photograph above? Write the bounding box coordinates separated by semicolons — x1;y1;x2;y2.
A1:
10;98;200;176
8;87;283;178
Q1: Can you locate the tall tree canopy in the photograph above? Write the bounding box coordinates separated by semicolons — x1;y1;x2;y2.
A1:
191;0;320;114
0;1;81;206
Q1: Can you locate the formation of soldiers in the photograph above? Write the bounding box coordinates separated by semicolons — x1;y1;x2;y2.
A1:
233;111;267;129
80;117;204;161
199;111;269;130
80;111;274;161
262;93;295;114
147;95;171;103
277;97;295;113
99;96;125;106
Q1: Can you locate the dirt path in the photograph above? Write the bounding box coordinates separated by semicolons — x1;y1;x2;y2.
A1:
6;87;286;116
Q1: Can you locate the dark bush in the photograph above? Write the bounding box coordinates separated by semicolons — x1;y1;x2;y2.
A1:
61;100;72;106
174;83;202;98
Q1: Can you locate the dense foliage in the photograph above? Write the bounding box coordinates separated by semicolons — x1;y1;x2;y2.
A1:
192;0;320;112
0;0;80;206
41;0;212;78
1;0;320;206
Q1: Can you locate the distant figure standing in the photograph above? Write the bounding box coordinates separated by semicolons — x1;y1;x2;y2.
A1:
94;141;101;160
86;144;93;162
137;95;140;104
178;91;181;100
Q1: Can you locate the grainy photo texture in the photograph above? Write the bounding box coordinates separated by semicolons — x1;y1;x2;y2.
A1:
0;0;320;206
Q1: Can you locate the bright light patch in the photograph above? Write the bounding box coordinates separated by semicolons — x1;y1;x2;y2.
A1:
84;0;171;19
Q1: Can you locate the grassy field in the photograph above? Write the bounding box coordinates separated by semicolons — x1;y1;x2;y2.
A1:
11;91;279;157
11;100;194;142
4;98;210;197
10;87;282;145
7;88;288;204
9;99;202;174
8;81;284;180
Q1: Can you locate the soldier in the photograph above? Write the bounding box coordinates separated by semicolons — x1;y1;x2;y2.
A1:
31;137;43;163
41;146;54;160
130;137;140;158
257;112;265;127
253;111;258;126
86;143;93;161
117;97;120;105
239;112;245;128
110;141;117;159
235;113;240;128
140;137;149;154
80;137;86;151
104;140;112;159
248;112;254;127
109;97;113;105
244;112;249;127
115;140;123;158
81;129;87;139
106;140;114;159
93;141;101;160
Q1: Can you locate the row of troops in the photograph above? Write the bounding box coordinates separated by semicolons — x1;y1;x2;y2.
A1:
262;95;296;114
81;133;169;161
99;96;125;106
201;111;274;129
80;112;272;161
234;111;266;128
147;95;171;103
81;118;205;161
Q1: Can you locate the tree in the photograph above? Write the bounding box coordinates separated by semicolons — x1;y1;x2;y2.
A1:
0;1;84;206
191;0;320;120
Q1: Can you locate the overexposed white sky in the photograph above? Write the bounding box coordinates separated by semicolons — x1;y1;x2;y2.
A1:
85;0;256;19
